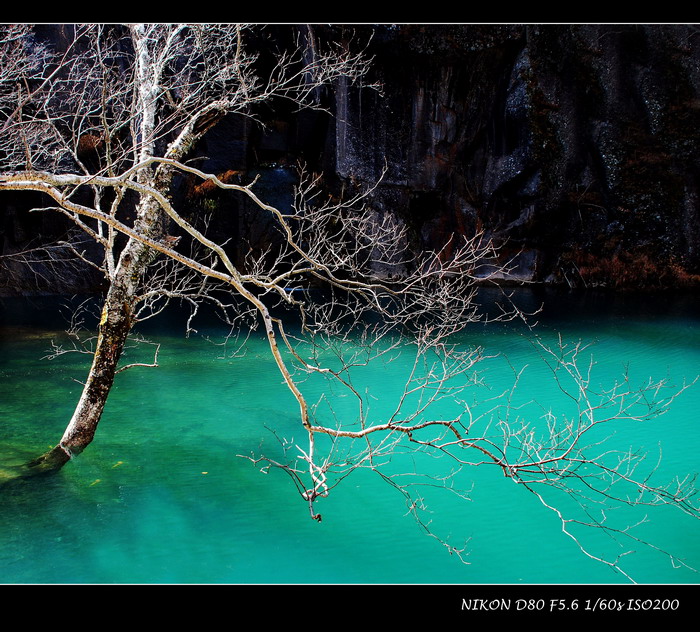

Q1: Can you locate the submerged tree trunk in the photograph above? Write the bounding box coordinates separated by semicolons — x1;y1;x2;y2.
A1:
27;293;133;471
27;200;165;474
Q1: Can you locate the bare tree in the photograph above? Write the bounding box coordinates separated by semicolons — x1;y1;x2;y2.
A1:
0;24;697;582
0;22;381;467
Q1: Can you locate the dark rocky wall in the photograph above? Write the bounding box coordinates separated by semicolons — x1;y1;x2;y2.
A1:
327;24;700;289
3;24;700;294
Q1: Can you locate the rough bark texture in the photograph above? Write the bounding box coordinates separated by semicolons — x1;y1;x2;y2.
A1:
27;295;132;470
26;198;165;472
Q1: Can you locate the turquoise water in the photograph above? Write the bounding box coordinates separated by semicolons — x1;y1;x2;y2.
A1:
0;289;698;584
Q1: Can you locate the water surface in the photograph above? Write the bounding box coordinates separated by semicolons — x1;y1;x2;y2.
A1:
0;289;698;584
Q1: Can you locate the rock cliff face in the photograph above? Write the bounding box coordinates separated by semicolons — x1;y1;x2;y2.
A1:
3;24;700;294
326;24;700;289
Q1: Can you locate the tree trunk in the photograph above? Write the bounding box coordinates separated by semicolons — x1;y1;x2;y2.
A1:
27;287;134;472
26;198;165;474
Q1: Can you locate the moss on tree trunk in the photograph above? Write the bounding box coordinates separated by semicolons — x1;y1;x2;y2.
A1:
23;201;164;476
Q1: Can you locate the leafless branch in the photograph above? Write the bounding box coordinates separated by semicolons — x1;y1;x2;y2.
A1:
0;24;696;581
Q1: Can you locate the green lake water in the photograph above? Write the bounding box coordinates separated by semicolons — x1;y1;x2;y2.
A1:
0;288;698;585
